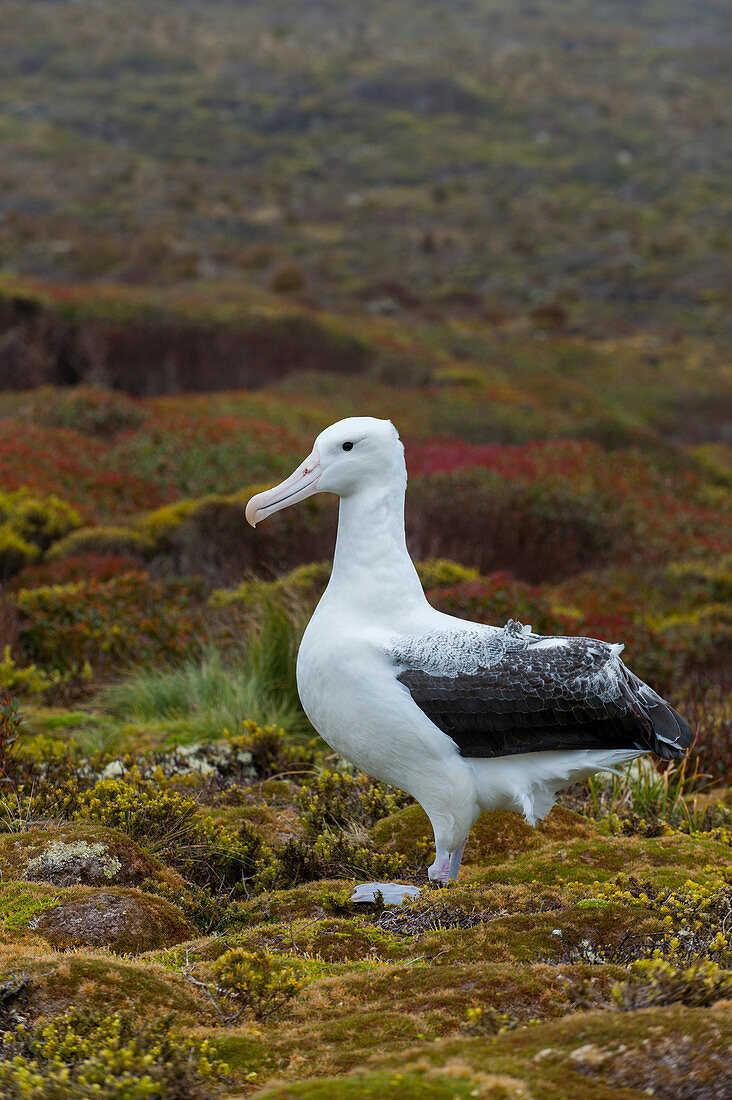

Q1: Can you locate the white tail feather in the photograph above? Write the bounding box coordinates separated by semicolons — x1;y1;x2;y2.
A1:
472;748;645;826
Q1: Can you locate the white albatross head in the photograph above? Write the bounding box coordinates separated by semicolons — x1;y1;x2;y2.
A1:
245;416;404;526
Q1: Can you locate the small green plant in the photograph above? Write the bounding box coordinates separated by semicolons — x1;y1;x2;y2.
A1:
212;948;304;1020
269;830;403;888
0;1006;228;1098
298;768;410;834
0;488;81;556
0;646;52;698
599;875;732;966
463;1004;521;1035
75;775;267;891
612;958;732;1010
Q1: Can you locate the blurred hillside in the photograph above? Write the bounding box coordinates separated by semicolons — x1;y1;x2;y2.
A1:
0;0;730;340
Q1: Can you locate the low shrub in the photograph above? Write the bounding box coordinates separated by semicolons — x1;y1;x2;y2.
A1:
612;958;732;1009
0;1006;228;1099
213;948;304;1020
659;604;732;682
21;385;150;438
105;411;303;501
0;489;81;579
298;768;410;835
0;525;37;581
600;875;732;966
415;558;479;589
10;553;144;590
463;1004;521;1035
0;694;21;784
407;469;624;583
665;556;732;606
0;488;81;553
269;830;403;888
46;525;152;561
427;571;571;635
681;680;732;783
238;719;317;780
0;417;163;522
75;776;267;892
0;646;53;698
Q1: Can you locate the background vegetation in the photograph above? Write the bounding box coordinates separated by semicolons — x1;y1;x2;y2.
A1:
0;1;730;1097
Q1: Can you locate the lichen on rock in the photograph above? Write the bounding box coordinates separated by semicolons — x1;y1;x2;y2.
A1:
25;840;122;885
0;825;171;889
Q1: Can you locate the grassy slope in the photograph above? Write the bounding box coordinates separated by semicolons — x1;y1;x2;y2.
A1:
0;0;730;339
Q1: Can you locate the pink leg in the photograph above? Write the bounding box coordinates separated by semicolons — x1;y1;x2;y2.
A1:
448;837;467;882
428;848;451;884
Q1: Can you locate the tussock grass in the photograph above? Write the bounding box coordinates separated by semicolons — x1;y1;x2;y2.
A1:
100;602;309;743
584;755;715;834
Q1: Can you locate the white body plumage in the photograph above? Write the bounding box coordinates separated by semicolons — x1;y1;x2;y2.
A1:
247;416;691;889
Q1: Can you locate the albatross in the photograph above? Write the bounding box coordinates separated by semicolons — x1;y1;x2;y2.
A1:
246;417;692;901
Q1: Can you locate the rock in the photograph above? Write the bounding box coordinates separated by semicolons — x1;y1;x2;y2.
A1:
0;825;171;888
350;882;422;905
35;887;191;953
568;1042;611;1067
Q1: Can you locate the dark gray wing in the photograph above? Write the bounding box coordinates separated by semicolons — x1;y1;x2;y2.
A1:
389;620;692;761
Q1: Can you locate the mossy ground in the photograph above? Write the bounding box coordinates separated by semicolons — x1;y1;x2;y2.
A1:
1;738;729;1098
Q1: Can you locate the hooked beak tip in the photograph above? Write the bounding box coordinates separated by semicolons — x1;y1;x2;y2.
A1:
245;447;322;529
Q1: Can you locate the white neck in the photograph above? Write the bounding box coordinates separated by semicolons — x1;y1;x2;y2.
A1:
324;475;427;623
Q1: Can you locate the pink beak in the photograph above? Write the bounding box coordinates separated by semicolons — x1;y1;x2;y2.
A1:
245;448;322;527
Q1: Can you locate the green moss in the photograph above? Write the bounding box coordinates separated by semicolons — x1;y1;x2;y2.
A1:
255;1069;524;1099
0;823;174;889
236;881;362;925
2;883;191;953
0;882;61;932
46;525;151;560
369;803;433;865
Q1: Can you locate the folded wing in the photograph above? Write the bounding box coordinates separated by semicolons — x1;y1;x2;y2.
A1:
390;621;692;761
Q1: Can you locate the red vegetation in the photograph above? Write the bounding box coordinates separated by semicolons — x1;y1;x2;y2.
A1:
10;554;145;591
16;572;204;675
0;419;168;521
408;438;729;565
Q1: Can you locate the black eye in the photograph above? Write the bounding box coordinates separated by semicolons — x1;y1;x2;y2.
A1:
342;441;353;451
